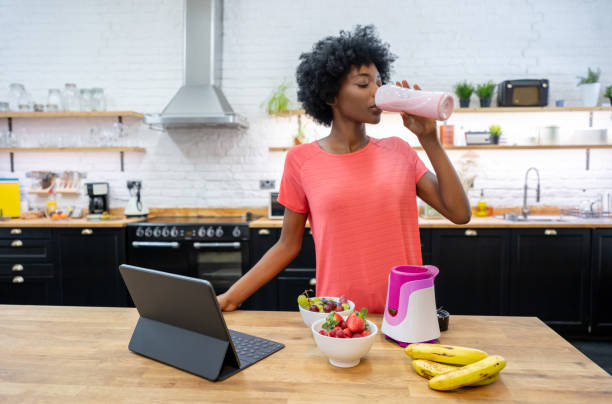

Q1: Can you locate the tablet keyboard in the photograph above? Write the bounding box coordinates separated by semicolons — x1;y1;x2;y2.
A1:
229;329;284;368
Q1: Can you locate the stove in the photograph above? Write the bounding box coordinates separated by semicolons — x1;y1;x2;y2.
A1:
126;216;251;296
129;216;249;241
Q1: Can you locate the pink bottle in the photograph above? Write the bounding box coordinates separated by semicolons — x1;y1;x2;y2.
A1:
375;84;454;121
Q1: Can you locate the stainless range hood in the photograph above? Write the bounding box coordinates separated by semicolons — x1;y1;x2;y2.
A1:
146;0;247;128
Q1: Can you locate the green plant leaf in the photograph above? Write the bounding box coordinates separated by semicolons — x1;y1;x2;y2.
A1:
476;81;496;98
577;67;601;86
454;81;474;99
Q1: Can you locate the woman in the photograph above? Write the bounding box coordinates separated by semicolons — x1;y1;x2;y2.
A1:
218;25;470;313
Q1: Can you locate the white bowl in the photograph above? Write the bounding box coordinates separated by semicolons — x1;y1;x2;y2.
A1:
311;318;378;368
298;297;355;327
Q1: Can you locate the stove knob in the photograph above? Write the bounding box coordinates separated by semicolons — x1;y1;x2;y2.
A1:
162;227;170;237
206;227;215;238
215;226;224;238
144;227;153;238
135;227;145;237
153;227;161;238
170;227;178;237
232;226;242;238
198;226;206;238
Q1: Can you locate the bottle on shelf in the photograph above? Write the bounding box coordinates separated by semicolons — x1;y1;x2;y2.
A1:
46;189;57;215
475;189;488;217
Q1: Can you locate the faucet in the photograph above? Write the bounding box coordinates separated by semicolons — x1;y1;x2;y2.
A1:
522;167;540;219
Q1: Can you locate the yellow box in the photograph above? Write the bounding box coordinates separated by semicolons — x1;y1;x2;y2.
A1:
0;179;20;217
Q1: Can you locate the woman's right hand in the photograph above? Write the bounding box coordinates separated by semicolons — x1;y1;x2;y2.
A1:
218;292;239;312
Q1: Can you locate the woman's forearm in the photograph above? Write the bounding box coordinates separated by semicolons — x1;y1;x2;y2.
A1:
223;240;300;308
420;136;471;223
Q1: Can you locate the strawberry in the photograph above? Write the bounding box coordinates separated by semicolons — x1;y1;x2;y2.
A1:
335;330;345;338
333;312;343;324
319;330;328;336
328;329;336;337
346;313;364;333
351;332;362;338
362;330;371;337
342;328;352;338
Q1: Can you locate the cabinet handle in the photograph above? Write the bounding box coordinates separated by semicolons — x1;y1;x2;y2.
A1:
309;278;316;286
464;229;478;237
10;228;22;235
544;229;557;236
81;228;93;235
10;240;23;247
12;264;24;272
12;276;24;284
258;229;270;235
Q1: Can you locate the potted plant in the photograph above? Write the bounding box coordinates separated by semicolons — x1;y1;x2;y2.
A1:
476;81;496;108
489;125;501;145
263;81;291;115
577;67;601;107
605;85;612;106
454;81;474;108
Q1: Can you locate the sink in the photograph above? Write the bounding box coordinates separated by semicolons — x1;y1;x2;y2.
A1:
499;214;568;223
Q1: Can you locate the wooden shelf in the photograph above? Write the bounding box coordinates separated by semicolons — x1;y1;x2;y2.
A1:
269;144;612;152
270;106;612;117
0;147;145;152
0;111;144;118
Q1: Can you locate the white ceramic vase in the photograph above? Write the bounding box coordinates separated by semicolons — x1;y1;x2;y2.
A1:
580;82;601;107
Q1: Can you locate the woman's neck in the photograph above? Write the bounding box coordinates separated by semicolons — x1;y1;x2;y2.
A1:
321;120;368;154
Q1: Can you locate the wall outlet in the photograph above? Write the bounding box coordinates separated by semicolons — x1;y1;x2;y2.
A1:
259;179;275;189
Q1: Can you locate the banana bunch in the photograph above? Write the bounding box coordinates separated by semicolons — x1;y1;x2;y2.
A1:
405;343;506;391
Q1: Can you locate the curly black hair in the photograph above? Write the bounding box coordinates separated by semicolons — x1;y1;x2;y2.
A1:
296;25;396;126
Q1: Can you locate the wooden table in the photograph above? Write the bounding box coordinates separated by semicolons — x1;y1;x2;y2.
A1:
1;306;610;403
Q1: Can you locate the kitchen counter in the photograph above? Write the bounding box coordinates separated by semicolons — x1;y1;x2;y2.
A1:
0;217;144;228
1;305;610;403
249;216;612;228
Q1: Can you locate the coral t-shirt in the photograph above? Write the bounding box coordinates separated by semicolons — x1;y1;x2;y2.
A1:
278;136;428;313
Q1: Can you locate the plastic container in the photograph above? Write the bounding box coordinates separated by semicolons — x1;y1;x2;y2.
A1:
375;84;454;121
46;190;57;214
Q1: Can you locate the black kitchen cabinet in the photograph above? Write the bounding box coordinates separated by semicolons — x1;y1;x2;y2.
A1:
509;228;591;334
0;228;60;305
277;268;317;311
244;227;315;310
420;228;432;264
431;228;510;315
591;229;612;335
57;228;127;307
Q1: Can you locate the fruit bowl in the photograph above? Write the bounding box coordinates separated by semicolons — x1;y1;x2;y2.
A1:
298;297;355;327
311;318;378;368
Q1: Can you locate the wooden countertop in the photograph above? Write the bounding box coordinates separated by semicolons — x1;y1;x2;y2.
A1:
1;306;610;403
249;216;612;228
0;217;144;228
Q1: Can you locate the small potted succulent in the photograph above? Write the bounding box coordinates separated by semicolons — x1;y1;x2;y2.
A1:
454;81;474;108
476;81;496;108
489;124;501;145
605;85;612;106
577;67;601;107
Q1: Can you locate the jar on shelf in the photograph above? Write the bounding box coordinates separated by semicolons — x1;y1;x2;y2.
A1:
8;83;25;111
79;89;93;111
46;89;63;111
17;90;33;111
62;83;80;111
91;88;106;111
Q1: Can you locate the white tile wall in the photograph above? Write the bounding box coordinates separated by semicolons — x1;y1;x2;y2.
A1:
1;0;611;211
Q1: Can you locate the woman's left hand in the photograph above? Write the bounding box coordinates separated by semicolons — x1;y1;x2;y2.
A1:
396;80;438;144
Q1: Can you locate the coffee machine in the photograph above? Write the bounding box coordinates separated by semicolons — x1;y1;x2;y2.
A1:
85;182;109;220
124;180;149;217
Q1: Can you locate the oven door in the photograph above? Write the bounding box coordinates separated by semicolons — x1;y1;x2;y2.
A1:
192;241;247;295
128;240;192;277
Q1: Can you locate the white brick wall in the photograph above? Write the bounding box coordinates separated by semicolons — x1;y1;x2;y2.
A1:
1;0;611;212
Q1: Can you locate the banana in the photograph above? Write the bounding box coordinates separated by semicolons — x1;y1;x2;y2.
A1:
412;359;500;386
428;355;506;391
405;343;488;365
412;359;459;379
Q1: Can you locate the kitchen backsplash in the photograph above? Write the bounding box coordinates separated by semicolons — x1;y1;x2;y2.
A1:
1;0;611;210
